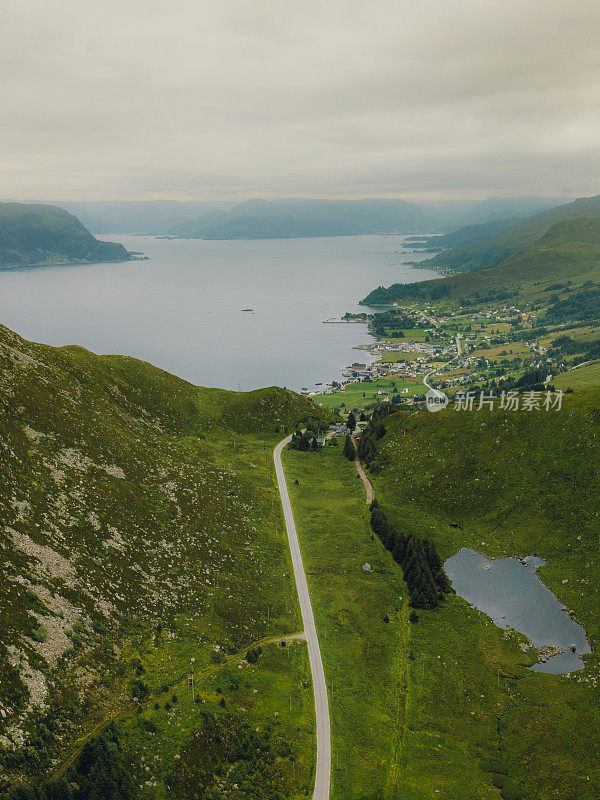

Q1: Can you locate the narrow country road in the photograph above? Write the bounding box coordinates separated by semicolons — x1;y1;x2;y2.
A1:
351;438;374;504
423;332;462;390
274;436;331;800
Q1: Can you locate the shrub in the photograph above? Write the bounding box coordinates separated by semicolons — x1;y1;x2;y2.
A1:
30;625;47;643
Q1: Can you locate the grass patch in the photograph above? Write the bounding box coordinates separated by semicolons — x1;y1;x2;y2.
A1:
555;360;600;390
284;446;409;800
0;323;332;796
315;378;424;414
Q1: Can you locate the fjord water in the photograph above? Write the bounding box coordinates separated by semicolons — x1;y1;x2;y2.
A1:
445;547;591;673
0;235;437;391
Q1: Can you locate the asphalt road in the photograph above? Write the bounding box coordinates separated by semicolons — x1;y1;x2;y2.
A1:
423;332;462;389
274;436;331;800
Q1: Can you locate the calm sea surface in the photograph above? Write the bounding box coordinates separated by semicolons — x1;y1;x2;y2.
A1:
0;235;437;391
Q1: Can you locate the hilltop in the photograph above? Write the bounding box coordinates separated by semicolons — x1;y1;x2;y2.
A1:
0;324;330;797
0;203;130;268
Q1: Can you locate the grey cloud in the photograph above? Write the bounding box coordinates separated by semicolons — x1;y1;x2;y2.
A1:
1;0;599;201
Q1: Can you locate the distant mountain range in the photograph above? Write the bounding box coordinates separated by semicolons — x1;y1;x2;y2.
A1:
61;200;234;235
0;196;578;270
0;203;130;268
56;196;571;239
167;198;442;238
424;196;568;228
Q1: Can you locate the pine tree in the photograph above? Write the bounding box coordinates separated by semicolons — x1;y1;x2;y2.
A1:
434;569;452;594
344;434;355;460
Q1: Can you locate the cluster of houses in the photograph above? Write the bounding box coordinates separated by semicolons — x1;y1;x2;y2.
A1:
306;304;538;401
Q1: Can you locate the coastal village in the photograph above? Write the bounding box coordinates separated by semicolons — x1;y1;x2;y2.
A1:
311;298;592;416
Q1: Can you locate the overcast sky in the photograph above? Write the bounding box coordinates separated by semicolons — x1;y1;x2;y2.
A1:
1;0;600;202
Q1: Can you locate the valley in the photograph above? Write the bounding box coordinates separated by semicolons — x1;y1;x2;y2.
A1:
1;194;600;800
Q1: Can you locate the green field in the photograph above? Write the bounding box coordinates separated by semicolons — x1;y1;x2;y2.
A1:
315;378;425;414
383;328;430;342
555;360;600;390
284;446;409;800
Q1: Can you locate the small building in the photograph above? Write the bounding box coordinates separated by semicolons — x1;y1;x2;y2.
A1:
362;562;372;573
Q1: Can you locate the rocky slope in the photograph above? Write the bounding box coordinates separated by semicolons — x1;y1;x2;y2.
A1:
0;325;329;797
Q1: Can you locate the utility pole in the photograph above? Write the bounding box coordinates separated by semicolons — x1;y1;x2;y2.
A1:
190;657;196;703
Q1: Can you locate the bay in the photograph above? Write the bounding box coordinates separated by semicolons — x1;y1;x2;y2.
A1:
0;234;437;391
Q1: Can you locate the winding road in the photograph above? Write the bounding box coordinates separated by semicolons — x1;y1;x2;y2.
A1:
274;436;331;800
423;333;462;390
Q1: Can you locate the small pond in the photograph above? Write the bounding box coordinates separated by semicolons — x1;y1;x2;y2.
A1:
444;547;591;674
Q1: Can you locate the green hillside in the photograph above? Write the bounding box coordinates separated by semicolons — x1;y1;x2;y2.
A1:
362;216;600;306
357;395;600;799
423;194;600;274
418;217;519;252
0;203;130;267
0;325;331;798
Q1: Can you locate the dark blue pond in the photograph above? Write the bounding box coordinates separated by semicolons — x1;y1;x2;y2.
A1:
445;547;591;674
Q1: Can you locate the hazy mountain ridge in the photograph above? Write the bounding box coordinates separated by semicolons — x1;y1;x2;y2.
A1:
423;194;600;274
421;217;519;251
362;197;600;305
0;204;130;268
17;196;571;240
61;201;234;236
169;198;443;238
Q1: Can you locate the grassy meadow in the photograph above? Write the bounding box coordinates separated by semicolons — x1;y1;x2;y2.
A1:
284;445;409;800
315;378;424;415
